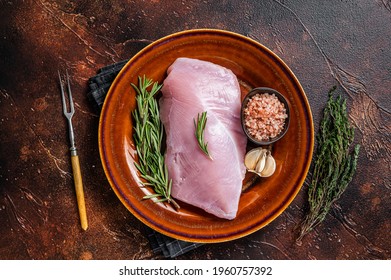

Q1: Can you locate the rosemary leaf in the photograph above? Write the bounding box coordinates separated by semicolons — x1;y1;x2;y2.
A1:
194;111;213;159
297;87;360;241
131;76;179;210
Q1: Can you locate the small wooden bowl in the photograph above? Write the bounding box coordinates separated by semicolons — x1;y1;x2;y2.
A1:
241;87;290;146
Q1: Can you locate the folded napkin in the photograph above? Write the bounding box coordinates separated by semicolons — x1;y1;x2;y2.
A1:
88;60;204;258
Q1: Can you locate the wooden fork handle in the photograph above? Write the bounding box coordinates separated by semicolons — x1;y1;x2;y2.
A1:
71;154;88;230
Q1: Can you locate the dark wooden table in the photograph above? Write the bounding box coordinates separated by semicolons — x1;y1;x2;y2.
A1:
1;0;390;260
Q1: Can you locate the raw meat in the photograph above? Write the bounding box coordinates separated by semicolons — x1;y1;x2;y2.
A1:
159;57;247;219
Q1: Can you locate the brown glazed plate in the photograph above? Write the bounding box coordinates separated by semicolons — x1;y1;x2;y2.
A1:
99;29;314;243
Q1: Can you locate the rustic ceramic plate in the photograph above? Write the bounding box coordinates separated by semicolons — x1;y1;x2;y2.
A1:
99;29;314;243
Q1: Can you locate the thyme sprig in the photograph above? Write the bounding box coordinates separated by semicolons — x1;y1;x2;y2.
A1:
194;111;212;159
297;86;360;241
132;76;179;210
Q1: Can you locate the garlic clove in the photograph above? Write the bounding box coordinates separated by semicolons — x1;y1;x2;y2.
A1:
244;147;276;178
254;151;266;173
244;148;265;171
260;153;276;177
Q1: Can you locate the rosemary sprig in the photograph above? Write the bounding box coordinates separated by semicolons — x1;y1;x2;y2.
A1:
297;86;360;241
194;111;212;159
131;76;179;210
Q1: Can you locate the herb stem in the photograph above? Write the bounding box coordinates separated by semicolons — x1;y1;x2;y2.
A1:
194;111;213;159
132;76;179;210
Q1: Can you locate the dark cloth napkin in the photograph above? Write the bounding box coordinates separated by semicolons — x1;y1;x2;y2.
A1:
87;60;204;258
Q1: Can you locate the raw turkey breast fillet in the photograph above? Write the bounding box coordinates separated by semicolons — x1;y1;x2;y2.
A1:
159;57;247;219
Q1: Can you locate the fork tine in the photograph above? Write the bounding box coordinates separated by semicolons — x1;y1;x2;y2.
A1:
58;70;68;115
66;69;75;114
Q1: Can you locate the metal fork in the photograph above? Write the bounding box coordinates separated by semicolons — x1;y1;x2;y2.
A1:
59;70;88;231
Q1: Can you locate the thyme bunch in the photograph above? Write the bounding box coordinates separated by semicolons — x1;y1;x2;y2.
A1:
132;76;179;210
297;87;360;241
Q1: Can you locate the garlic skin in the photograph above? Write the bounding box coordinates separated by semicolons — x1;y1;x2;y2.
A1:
244;147;276;177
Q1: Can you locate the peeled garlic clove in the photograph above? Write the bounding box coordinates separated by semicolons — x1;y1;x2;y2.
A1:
244;148;265;170
260;153;276;177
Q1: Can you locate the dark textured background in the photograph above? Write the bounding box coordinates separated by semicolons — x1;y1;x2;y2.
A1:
0;0;390;259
